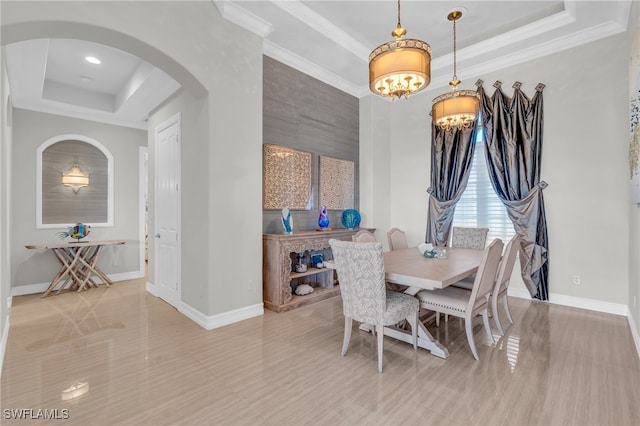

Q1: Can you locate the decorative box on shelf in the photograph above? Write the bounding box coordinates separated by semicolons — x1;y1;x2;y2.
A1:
262;228;374;312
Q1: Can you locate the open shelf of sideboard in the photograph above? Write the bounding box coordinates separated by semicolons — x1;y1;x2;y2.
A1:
263;228;374;312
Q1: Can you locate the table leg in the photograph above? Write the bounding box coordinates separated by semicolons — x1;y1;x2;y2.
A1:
358;322;449;359
357;285;450;359
74;246;98;292
41;259;71;297
42;248;82;297
75;245;112;290
66;247;91;289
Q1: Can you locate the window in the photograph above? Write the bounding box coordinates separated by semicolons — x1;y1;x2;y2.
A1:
452;127;516;243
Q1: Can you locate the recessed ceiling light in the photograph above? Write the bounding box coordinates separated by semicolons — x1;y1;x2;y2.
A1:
84;56;101;65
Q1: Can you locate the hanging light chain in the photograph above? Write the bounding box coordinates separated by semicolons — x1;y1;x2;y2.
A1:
433;10;479;132
452;14;458;83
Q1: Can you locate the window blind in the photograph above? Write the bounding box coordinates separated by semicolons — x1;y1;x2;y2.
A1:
453;130;516;243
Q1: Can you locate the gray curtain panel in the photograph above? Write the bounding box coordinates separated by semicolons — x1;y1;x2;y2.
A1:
478;80;549;301
425;122;477;246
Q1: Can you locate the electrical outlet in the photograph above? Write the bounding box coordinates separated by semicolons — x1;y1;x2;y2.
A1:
248;279;255;292
572;275;581;285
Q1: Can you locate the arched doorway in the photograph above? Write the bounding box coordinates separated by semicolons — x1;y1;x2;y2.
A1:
2;19;208;305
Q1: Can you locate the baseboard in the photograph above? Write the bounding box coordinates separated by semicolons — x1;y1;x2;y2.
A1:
508;287;628;316
0;316;9;378
628;309;640;360
146;281;158;297
509;286;637;358
10;269;145;297
108;270;145;282
179;301;264;331
144;280;263;330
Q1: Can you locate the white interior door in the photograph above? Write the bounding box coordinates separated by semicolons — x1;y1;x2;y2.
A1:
154;113;181;308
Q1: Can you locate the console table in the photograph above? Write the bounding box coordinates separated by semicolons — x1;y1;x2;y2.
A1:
25;240;125;297
263;229;374;312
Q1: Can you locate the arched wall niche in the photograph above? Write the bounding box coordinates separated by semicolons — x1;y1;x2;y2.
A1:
37;134;114;228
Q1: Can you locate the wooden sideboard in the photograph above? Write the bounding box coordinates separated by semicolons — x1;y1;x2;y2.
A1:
263;228;373;312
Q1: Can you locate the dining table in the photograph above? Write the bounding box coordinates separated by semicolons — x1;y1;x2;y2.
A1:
25;240;126;297
374;246;485;359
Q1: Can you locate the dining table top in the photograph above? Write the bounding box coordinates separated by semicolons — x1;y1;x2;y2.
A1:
383;246;485;291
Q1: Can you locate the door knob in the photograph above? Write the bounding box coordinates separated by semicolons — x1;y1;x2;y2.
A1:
154;233;160;238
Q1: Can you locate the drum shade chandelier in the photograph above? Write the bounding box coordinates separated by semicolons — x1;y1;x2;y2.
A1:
432;10;480;131
369;0;431;100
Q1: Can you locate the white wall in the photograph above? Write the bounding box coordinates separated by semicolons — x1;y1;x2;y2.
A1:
11;109;145;288
1;46;13;371
628;6;640;349
361;32;632;311
359;95;392;247
147;90;210;314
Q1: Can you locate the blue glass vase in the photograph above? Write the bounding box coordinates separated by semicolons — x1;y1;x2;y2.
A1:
280;208;293;234
341;209;361;230
318;206;330;229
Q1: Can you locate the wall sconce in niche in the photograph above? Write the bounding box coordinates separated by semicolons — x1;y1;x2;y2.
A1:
62;164;89;192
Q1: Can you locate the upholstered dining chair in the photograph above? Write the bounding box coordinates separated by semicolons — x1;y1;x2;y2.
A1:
387;227;408;251
451;234;521;336
490;234;520;335
352;229;376;243
439;227;489;325
416;238;504;360
451;226;489;249
329;239;419;372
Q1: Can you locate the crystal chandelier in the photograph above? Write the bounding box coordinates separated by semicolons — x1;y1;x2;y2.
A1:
369;0;431;100
432;10;479;131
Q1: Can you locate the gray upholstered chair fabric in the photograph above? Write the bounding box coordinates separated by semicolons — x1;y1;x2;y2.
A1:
416;239;504;360
451;227;489;249
387;227;408;251
352;229;376;243
329;239;419;372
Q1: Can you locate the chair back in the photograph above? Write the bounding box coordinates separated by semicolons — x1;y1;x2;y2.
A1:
387;227;408;251
468;238;504;312
451;227;489;249
494;234;521;296
329;239;385;325
352;230;376;243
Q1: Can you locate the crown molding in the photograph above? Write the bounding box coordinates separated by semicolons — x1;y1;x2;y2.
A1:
218;0;632;99
427;18;627;92
11;98;148;130
212;0;273;38
263;39;362;98
270;0;370;60
431;6;577;74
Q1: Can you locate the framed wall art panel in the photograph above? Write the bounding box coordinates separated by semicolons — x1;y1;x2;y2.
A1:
319;155;354;210
263;144;312;210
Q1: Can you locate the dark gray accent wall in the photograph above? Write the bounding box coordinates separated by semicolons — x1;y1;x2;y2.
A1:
262;56;359;233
